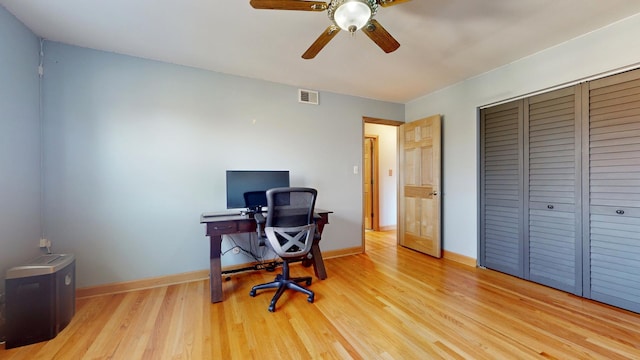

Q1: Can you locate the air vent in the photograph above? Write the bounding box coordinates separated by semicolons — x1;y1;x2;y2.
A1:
298;89;319;105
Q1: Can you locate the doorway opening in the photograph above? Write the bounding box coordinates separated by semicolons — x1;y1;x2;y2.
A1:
363;117;402;252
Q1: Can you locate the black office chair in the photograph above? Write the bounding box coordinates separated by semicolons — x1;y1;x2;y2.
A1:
243;191;267;213
250;187;317;312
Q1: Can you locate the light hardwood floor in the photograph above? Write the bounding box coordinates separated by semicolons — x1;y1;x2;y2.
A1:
2;230;640;359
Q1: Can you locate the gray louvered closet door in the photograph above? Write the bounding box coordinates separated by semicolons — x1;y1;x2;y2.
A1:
480;70;640;313
585;70;640;313
480;100;524;277
525;87;582;294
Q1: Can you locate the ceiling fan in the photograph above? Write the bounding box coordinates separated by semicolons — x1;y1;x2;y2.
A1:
249;0;411;59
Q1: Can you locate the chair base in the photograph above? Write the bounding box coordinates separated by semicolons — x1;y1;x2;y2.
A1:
250;273;314;312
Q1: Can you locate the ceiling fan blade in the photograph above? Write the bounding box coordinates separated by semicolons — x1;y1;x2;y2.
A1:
377;0;411;7
363;20;400;53
302;25;340;59
250;0;328;11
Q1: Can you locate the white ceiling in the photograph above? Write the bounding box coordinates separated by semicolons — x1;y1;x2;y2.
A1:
3;0;640;103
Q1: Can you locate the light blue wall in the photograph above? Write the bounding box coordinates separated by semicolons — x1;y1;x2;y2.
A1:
41;42;404;288
406;13;640;260
0;6;41;292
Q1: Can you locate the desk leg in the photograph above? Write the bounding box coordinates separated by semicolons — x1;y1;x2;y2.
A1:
209;235;223;303
306;215;329;280
310;243;327;280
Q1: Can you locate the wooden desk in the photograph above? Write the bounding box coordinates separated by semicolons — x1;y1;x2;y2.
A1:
200;210;331;303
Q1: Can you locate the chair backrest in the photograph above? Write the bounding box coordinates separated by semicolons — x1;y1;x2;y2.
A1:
264;187;317;258
266;187;317;227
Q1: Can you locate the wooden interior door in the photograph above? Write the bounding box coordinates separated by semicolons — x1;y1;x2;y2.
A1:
398;115;442;257
364;137;373;229
363;136;379;231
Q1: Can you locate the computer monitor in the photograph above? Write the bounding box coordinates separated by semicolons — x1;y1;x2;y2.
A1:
226;170;290;212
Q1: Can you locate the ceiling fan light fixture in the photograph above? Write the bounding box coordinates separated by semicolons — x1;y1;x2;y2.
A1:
330;0;375;33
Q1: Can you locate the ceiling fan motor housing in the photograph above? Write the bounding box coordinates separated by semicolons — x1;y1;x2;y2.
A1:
328;0;379;32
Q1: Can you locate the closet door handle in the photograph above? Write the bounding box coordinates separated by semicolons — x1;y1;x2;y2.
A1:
616;209;625;215
547;204;554;210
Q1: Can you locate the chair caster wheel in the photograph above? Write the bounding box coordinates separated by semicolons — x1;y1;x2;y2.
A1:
305;279;312;286
308;295;314;303
249;290;256;297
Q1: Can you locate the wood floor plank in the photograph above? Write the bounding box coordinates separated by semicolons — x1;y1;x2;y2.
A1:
2;230;640;359
112;287;167;359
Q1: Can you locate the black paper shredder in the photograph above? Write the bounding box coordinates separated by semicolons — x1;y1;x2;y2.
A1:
5;254;75;349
